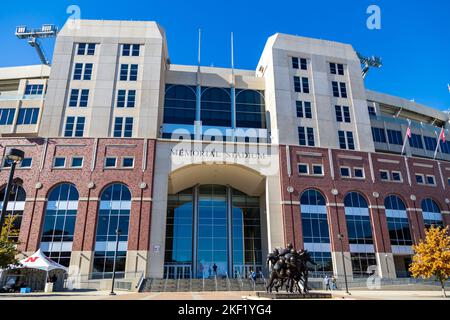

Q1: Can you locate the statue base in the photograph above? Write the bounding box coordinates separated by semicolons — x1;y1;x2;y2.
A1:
256;292;332;299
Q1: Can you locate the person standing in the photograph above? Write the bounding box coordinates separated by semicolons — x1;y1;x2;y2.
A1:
323;275;330;291
212;263;218;276
331;276;338;290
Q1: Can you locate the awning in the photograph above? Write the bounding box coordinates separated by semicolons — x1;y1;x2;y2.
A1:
18;249;68;272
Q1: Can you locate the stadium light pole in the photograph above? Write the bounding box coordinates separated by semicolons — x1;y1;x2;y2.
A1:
0;149;25;235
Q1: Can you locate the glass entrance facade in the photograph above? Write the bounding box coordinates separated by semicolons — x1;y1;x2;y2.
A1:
164;185;262;279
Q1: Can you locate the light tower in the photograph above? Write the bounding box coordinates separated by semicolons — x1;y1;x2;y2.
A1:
357;52;382;79
15;24;58;65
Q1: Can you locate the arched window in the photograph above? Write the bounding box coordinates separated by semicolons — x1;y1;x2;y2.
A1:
41;184;79;267
163;85;197;125
93;183;131;279
300;189;332;276
385;195;412;246
235;89;266;129
344;192;375;278
0;185;26;242
201;87;231;127
421;198;443;228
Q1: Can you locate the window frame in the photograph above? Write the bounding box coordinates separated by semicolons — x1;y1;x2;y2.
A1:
298;163;309;175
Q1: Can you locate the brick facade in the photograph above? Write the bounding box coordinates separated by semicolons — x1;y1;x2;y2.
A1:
0;137;156;254
279;145;450;254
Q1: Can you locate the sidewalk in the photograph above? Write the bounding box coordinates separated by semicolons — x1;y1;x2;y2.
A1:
0;289;448;300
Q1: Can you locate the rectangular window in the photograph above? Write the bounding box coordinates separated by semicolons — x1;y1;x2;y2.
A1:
392;171;402;182
330;63;337;75
426;175;436;185
124;117;133;137
300;58;307;70
24;84;44;95
20;158;32;168
338;131;347;149
0;109;16;125
113;117;133;138
343;106;351;123
298;164;309;175
77;43;96;55
335;106;343;122
298;127;306;146
332;81;340;97
83;63;93;80
114;117;123;137
306;127;315;146
347;132;355;150
368;106;376;117
64;117;85;137
127;90;136;108
297;101;312;118
122;157;134;168
448;178;450;186
340;167;351;178
132;44;140;56
372;127;387;143
409;134;424;149
312;164;323;175
354;168;365;179
330;63;344;75
415;174;425;184
340;82;347;98
120;64;129;81
440;141;450;154
69;89;79;107
296;101;303;118
292;57;299;69
424;136;437;151
105;157;117;168
294;76;301;92
302;77;310;94
71;157;83;168
17;108;39;125
304;102;312;118
73;63;83;80
73;63;93;80
79;90;89;107
117;90;126;108
387;130;403;145
380;170;389;181
122;44;140;57
75;117;85;137
53;157;66;168
130;64;138;81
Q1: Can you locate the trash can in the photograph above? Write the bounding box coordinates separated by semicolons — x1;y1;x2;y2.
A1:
45;283;54;293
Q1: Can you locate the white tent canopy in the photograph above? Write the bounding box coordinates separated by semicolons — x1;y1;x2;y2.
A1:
19;249;68;272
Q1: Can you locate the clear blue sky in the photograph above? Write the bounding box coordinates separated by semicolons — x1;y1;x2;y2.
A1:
0;0;449;110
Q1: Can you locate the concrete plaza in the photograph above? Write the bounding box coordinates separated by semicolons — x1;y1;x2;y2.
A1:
0;290;448;300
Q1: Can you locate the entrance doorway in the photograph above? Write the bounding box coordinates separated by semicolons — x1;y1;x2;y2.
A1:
164;185;263;279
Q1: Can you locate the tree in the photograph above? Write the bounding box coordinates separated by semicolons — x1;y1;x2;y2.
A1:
0;216;21;269
409;226;450;298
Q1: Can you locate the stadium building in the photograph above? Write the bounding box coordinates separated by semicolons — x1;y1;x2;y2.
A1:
0;19;449;289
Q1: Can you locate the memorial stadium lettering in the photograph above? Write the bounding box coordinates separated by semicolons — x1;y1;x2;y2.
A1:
171;148;267;159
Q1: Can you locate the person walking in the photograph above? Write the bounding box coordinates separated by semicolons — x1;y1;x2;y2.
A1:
323;275;330;291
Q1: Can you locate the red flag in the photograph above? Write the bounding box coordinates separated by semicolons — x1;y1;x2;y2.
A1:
406;127;411;139
440;128;446;143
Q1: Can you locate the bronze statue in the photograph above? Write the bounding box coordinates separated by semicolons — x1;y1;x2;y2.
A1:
265;244;317;294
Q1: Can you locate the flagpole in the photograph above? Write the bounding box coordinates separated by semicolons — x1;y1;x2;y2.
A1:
434;127;445;159
401;119;411;156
